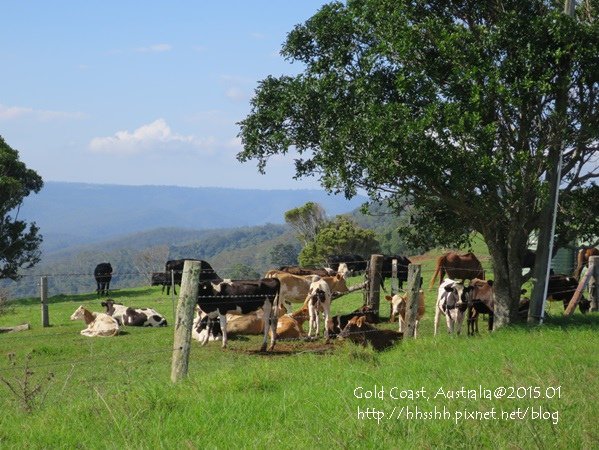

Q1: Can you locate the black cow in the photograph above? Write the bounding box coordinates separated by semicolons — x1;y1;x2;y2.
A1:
163;259;221;295
547;274;590;313
325;254;367;274
94;263;113;296
197;278;280;351
381;255;412;290
151;272;169;293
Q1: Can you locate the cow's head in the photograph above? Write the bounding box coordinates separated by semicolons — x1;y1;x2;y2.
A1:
443;281;468;310
331;273;349;293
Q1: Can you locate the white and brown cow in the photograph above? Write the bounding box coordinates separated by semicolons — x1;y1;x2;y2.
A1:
385;290;425;336
70;305;119;337
265;271;348;314
197;278;280;351
434;279;468;336
305;278;332;341
101;300;167;327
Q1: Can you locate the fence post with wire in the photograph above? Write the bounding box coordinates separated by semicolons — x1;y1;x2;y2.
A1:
171;260;201;383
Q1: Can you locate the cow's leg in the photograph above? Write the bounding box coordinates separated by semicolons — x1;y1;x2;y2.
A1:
434;305;441;336
267;297;278;351
219;313;228;349
455;311;465;335
261;300;272;352
323;301;331;343
414;319;419;337
398;317;404;333
308;302;316;339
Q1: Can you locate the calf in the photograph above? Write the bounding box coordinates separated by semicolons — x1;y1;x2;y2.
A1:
101;300;167;327
327;305;378;339
385;290;425;336
305;278;332;341
192;309;223;343
151;272;169;293
274;306;310;340
339;316;403;351
264;271;348;314
94;263;113;296
434;279;468;336
70;305;119;337
465;279;495;336
197;278;280;351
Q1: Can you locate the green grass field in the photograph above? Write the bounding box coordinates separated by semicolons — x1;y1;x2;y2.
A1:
0;248;597;449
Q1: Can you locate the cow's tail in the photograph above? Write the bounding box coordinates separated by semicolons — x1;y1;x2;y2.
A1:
429;254;446;289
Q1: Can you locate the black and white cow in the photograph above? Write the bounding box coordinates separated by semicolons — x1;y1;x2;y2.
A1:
197;278;280;351
94;263;113;296
101;300;167;327
163;259;221;295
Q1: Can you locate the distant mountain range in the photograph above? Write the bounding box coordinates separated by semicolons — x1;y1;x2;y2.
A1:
18;182;367;253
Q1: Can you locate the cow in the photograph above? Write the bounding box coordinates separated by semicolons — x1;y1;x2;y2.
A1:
306;278;332;341
196;278;280;352
547;274;590;313
464;279;495;336
101;300;167;327
277;266;335;277
434;279;468;336
164;259;221;295
273;306;310;340
327;305;378;339
381;255;412;290
574;247;599;279
150;272;169;293
429;252;484;288
325;254;367;275
385;290;425;336
94;263;113;296
264;271;349;314
192;310;223;343
339;316;403;351
70;305;119;337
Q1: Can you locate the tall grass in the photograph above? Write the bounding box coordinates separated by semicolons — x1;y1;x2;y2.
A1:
0;277;597;449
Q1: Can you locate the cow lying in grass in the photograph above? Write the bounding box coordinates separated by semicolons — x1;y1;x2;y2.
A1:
101;300;167;327
339;316;403;351
70;305;119;337
327;305;377;339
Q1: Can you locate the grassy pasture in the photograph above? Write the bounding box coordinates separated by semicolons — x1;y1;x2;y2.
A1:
0;248;597;449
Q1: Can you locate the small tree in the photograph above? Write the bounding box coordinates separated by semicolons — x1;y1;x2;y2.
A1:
0;136;43;280
284;202;327;245
132;245;170;282
299;216;380;267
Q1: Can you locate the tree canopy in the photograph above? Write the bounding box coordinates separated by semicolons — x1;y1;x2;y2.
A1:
238;0;599;327
284;202;327;245
0;136;44;280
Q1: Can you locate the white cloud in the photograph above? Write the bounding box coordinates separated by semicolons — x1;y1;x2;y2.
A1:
134;43;172;53
89;119;217;155
0;104;85;121
225;87;248;102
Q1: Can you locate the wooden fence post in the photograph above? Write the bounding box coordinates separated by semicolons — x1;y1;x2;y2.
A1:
171;260;201;383
389;259;398;322
404;264;422;338
367;254;384;320
564;257;596;317
590;256;599;312
40;276;49;327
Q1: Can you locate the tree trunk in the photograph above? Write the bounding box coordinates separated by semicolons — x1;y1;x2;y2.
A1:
485;232;526;328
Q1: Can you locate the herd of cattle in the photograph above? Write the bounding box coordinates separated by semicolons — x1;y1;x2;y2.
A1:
82;247;597;350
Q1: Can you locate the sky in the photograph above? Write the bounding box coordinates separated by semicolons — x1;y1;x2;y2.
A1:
0;1;333;190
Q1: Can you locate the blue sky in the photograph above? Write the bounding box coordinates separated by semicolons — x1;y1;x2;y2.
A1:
1;1;332;190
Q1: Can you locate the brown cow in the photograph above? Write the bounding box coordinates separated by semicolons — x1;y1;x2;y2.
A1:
574;247;599;279
429;252;484;288
339;316;403;351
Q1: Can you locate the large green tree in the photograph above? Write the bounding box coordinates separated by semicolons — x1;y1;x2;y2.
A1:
299;216;380;267
238;1;599;327
0;136;43;280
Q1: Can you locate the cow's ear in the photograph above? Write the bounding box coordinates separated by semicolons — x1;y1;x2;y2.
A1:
444;285;454;292
357;316;366;326
385;295;393;302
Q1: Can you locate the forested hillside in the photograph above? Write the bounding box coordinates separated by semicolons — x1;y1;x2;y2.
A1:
4;200;408;299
